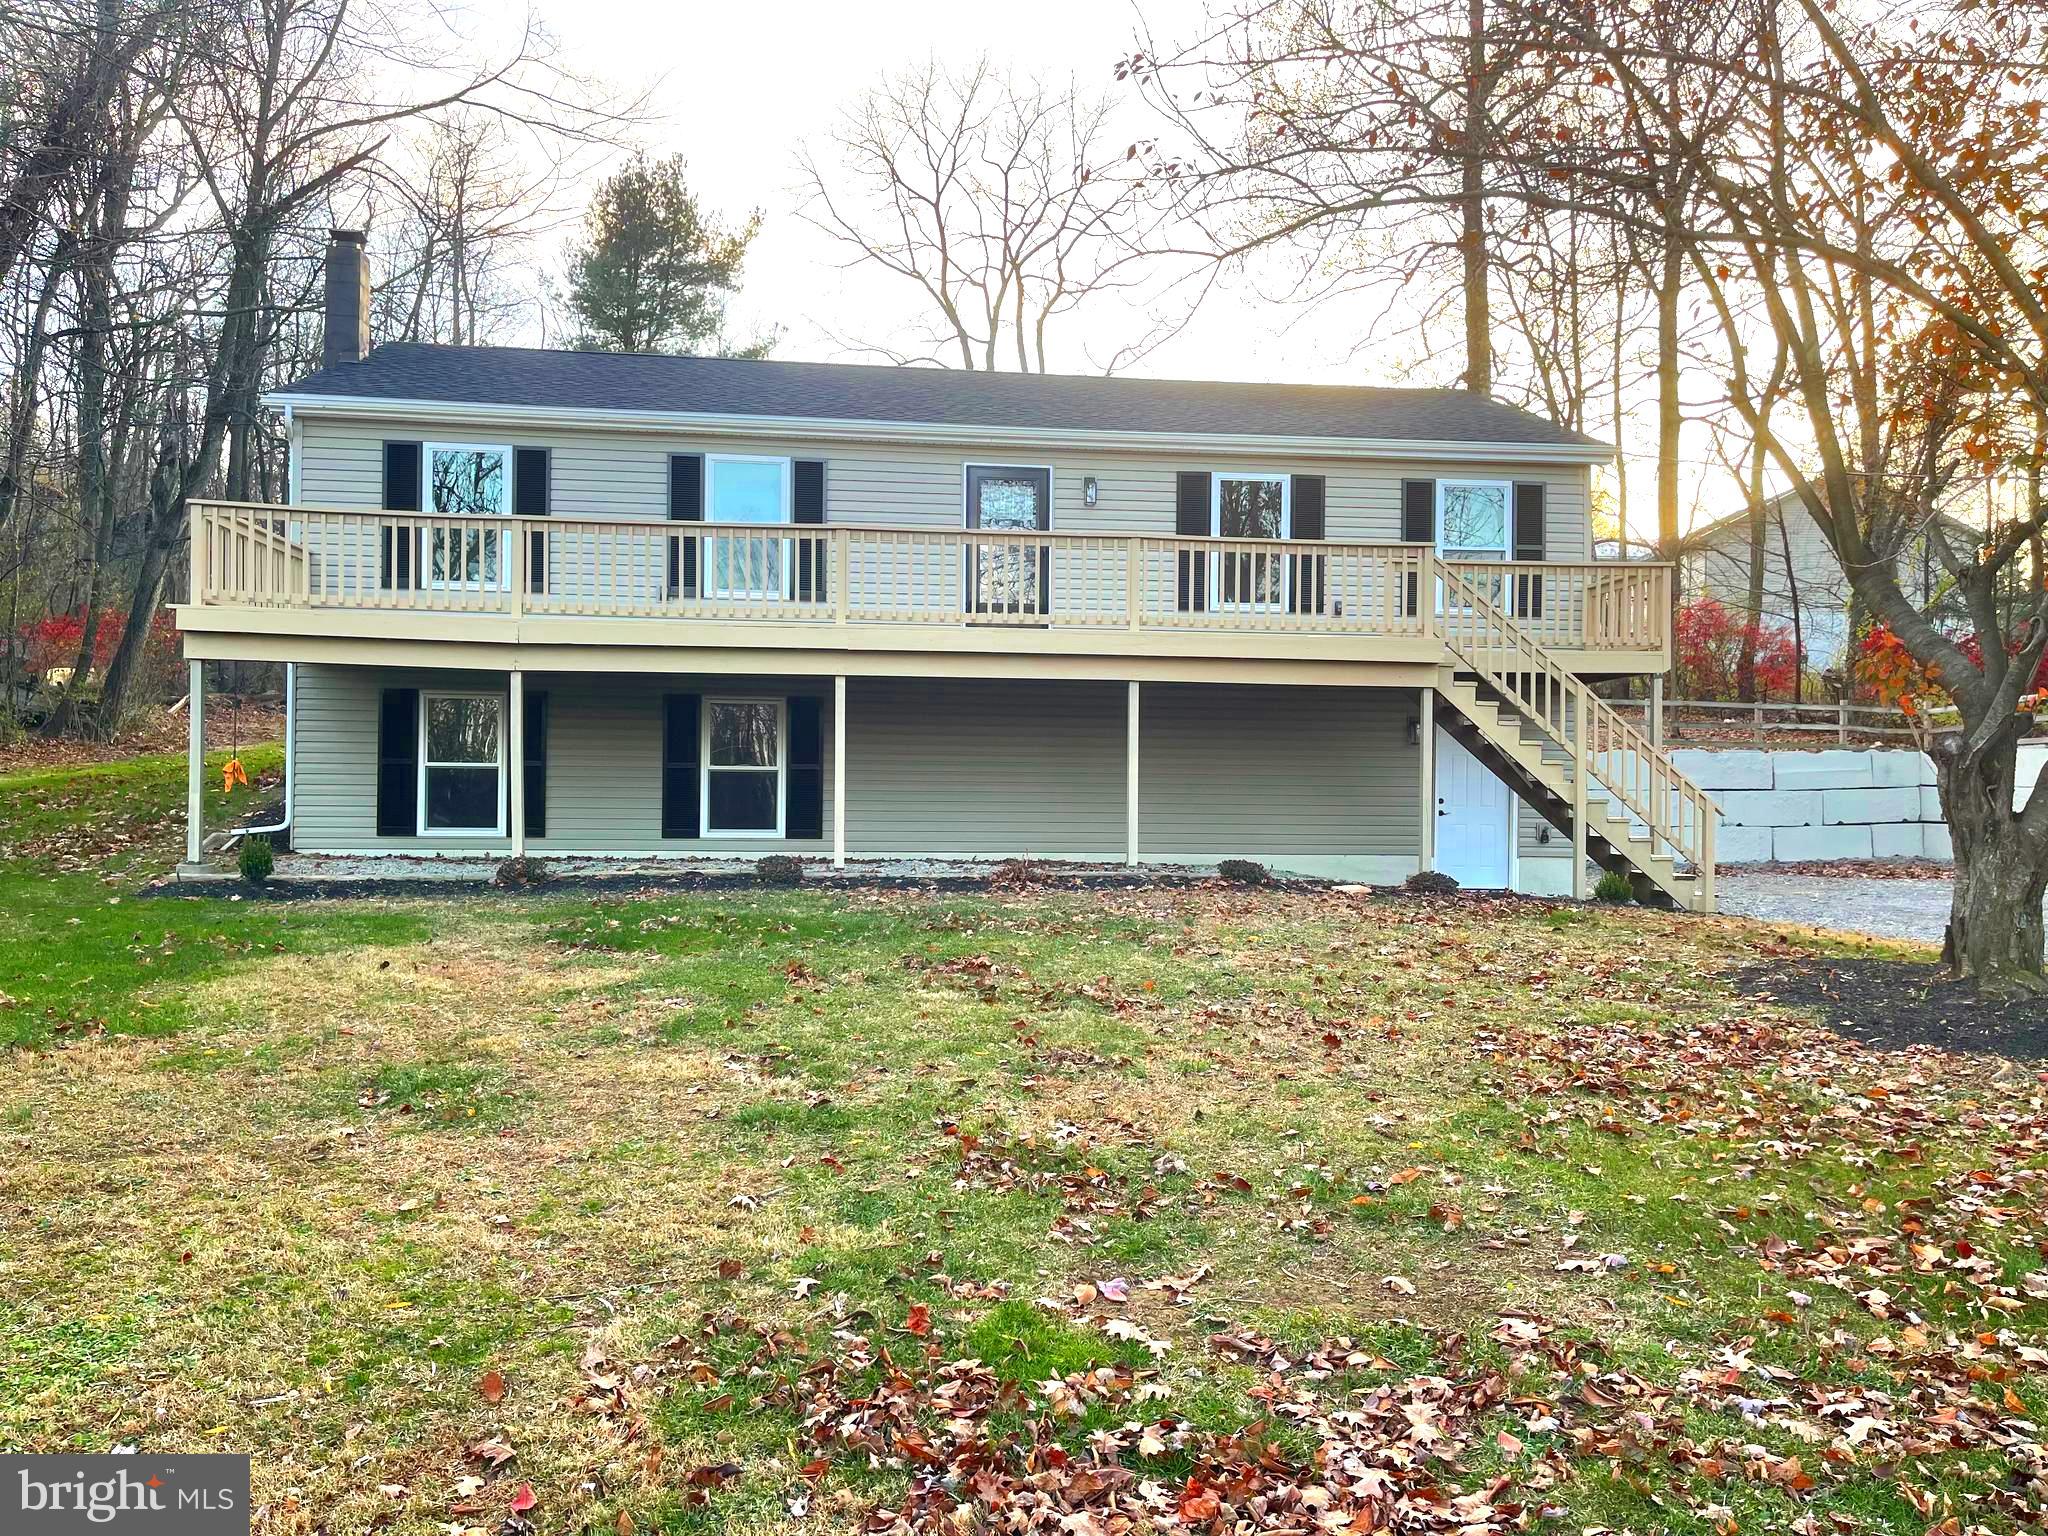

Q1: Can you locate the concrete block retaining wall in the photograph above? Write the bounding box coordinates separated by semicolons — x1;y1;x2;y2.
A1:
1673;742;2048;864
1674;747;1927;863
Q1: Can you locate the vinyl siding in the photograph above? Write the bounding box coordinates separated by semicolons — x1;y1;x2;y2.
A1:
291;666;1425;872
842;680;1126;858
295;417;1593;555
293;664;834;855
1140;685;1417;858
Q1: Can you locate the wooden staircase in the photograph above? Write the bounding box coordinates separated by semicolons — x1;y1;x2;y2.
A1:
1434;565;1718;912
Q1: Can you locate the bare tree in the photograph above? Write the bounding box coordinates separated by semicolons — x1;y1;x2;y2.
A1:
799;57;1196;373
1444;0;2048;989
375;109;581;347
89;0;639;729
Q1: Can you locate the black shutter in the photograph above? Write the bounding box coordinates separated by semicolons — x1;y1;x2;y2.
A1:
514;448;550;516
661;694;701;839
381;441;421;590
1290;474;1327;615
1513;481;1546;619
786;695;824;839
668;454;703;599
1401;478;1434;617
794;459;826;604
516;448;550;595
1175;470;1209;613
1401;478;1435;543
376;687;419;837
523;690;548;839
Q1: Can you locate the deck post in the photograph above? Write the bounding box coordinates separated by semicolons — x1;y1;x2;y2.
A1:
185;659;205;866
1649;674;1664;745
507;669;525;858
1417;686;1435;872
1570;685;1589;901
833;675;847;868
1126;680;1140;866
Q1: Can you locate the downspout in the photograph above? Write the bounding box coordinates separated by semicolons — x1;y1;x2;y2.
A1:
224;662;294;847
225;401;298;849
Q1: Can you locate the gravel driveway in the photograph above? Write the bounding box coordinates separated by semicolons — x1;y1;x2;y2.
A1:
1714;872;1963;944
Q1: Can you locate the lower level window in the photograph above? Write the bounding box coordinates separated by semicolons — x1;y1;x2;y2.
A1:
704;697;783;835
420;692;505;833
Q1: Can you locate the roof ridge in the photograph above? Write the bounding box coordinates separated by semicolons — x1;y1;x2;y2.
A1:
272;341;1608;450
358;340;1488;401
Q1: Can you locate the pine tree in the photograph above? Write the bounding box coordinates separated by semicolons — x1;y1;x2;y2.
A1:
566;156;765;355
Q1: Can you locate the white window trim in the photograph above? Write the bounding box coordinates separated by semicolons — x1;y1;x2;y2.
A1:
1435;477;1513;556
704;453;794;523
701;695;786;838
423;442;514;516
1209;471;1292;611
422;442;513;592
417;689;507;838
703;454;793;601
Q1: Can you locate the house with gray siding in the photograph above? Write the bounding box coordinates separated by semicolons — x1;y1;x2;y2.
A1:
1683;489;1966;672
174;231;1718;908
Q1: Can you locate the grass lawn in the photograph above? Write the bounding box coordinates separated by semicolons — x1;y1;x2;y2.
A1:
2;746;2044;1534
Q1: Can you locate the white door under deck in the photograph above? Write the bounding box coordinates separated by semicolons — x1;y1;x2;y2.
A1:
1433;727;1513;889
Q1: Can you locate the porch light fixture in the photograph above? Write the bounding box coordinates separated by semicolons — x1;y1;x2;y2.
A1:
1083;475;1099;507
1406;715;1421;746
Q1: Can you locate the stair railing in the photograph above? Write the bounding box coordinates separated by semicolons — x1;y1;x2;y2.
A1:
1438;563;1717;907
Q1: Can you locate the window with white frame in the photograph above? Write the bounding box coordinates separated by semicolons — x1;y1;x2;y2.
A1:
419;692;505;834
1211;473;1290;609
703;697;784;835
705;455;792;600
1436;479;1510;558
425;443;512;587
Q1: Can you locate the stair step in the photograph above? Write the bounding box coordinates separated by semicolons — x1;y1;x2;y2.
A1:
1435;672;1714;914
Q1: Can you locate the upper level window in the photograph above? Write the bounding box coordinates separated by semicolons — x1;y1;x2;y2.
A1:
1211;473;1290;610
427;445;510;518
706;456;791;600
1212;475;1288;541
426;444;511;588
1437;479;1510;558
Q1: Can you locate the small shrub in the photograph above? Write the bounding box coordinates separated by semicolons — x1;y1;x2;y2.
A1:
756;855;804;886
1404;870;1459;895
1593;869;1634;903
493;855;551;888
1217;859;1269;885
237;837;274;885
988;858;1050;889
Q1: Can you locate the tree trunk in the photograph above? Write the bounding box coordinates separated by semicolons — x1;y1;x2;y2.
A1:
1459;0;1491;395
1736;481;1767;703
1936;738;2048;992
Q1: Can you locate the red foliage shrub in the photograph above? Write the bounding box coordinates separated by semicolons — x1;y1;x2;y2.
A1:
18;608;179;682
1673;597;1800;700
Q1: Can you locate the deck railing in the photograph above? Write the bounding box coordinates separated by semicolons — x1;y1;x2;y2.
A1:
189;501;1671;651
1440;561;1714;899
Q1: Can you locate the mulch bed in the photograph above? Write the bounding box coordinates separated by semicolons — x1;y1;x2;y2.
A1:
1720;857;1952;880
1735;954;2048;1058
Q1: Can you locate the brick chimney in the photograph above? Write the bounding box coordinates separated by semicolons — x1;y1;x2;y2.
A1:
322;229;370;368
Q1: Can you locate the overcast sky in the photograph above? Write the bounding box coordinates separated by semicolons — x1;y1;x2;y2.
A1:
516;0;1733;540
526;0;1422;376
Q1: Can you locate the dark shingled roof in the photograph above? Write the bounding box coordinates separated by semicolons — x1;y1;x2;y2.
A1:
275;343;1604;449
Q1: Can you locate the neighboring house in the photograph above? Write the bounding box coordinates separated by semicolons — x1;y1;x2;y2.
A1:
1683;489;1965;672
174;231;1717;908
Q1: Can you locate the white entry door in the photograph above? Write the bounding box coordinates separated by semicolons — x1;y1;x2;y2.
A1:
1434;728;1512;889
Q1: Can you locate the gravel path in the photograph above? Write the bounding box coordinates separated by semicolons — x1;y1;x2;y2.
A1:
1715;872;1962;943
